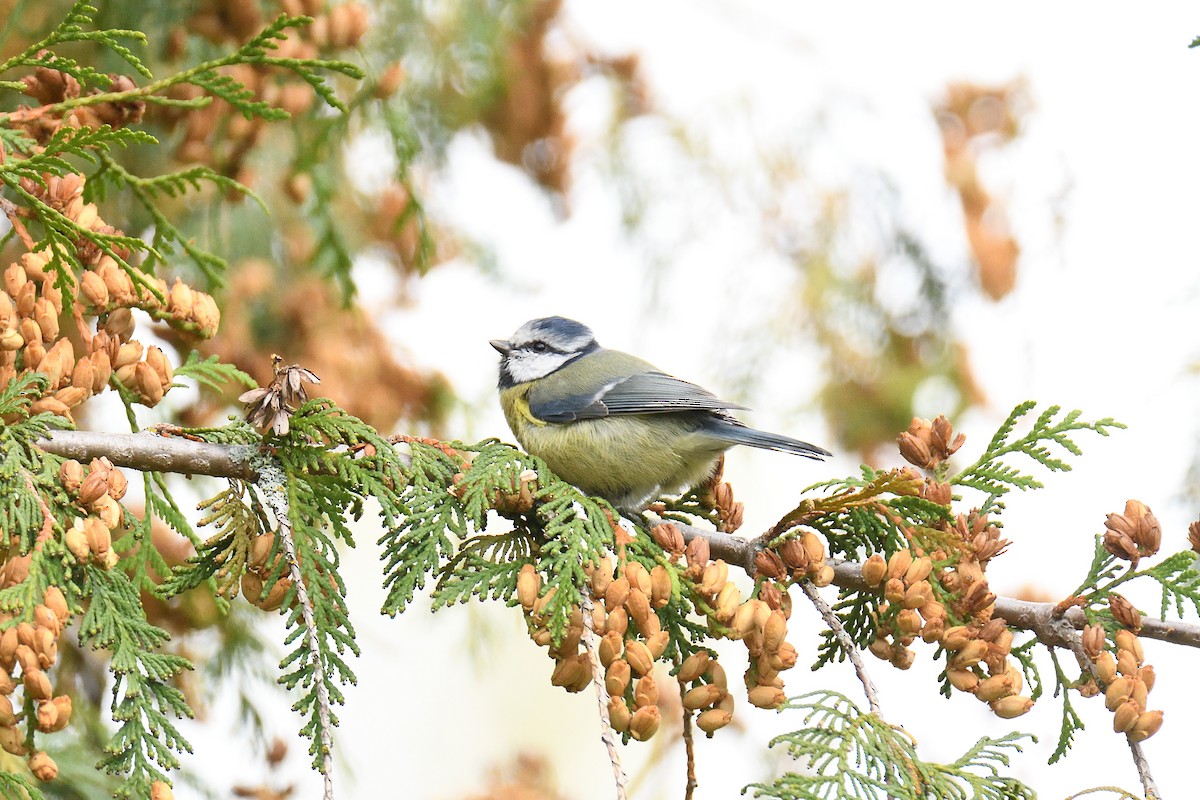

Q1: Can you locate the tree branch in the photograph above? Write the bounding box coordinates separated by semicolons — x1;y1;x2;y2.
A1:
33;431;1200;652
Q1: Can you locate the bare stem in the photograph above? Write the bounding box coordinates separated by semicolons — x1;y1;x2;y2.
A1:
258;463;335;800
680;683;698;800
580;589;628;800
798;580;882;715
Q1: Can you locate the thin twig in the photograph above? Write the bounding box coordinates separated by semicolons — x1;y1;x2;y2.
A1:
679;682;698;800
797;580;882;715
0;196;36;250
258;461;335;800
580;589;628;800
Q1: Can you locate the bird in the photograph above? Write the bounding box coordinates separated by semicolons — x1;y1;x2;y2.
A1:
491;316;830;511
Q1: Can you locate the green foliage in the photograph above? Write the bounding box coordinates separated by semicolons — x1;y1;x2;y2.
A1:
746;691;1036;800
80;566;193;798
952;402;1124;516
159;482;265;601
172;351;256;392
0;1;149;93
0;772;46;800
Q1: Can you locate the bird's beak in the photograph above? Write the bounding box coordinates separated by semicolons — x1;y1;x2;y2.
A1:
490;339;512;355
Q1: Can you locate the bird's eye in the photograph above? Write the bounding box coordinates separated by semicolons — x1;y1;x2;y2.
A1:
530;341;548;353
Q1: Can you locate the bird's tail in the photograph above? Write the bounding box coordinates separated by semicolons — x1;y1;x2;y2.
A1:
705;419;831;460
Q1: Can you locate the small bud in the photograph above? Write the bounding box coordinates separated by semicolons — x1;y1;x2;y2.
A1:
1138;664;1156;693
976;673;1016;702
28;750;57;781
605;608;628;637
634;674;659;708
1095;652;1118;684
608;697;631;733
947;667;980;692
883;578;906;605
1115;629;1143;663
700;560;729;596
1105;676;1135;711
886;550;913;581
64;518;91;561
0;726;23;756
628;705;661;741
748;685;786;709
150;781;175;800
903;557;933;586
989;695;1034;719
598;631;623;667
1081;624;1106;660
678;651;711;684
516;565;540;611
624;562;651;595
682;684;724;710
606;659;631;697
1128;709;1164;742
0;696;12;726
1108;594;1142;632
695;707;733;735
896;608;923;636
1116;649;1138;677
604;577;630;613
860;554;887;587
590;557;613;596
43;587;69;624
1113;700;1141;733
625;640;653;676
550;657;585;689
685;537;710;570
714;582;741;623
763;611;787;653
625;589;652;632
902;581;933;610
649;565;671;608
23;668;52;700
646;631;670;660
755;550;787;581
810;564;835;587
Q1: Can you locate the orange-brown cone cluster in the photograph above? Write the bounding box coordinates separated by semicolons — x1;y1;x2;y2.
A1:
1091;627;1163;742
240;533;294;612
897;415;966;471
0;585;74;781
1102;500;1161;566
862;545;1032;719
59;457;128;569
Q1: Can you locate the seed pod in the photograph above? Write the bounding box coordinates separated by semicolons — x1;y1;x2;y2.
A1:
0;726;23;756
1113;700;1141;733
28;750;57;781
1128;709;1164;742
861;554;887;587
83;517;111;560
1105;676;1134;711
754;550;787;581
1108;594;1142;632
145;346;173;389
1116;649;1138;677
947;667;980;692
605;607;628;637
941;625;971;651
976;674;1016;702
887;550;913;581
903;582;933;610
682;684;724;710
80;270;109;307
0;629;17;669
590;557;613;596
810;564;835;587
34;628;56;669
707;660;728;692
890;646;915;670
59;461;84;494
608;696;632;733
1115;629;1143;663
714;582;741;623
696;707;733;735
773;642;798;671
598;631;623;667
883;578;906;605
604;577;630;613
700;560;728;596
624;562;651;595
678;651;711;684
685;536;710;570
920;617;945;644
896;608;923;636
530;628;551;647
567;653;593;693
903;557;933;587
634;674;659;708
23;668;52;700
32;605;59;637
763;611;787;653
748;685;786;709
649;566;671;608
1095;652;1117;684
1081;624;1106;659
550;657;584;689
778;539;808;571
625;589;653;633
150;781;175;800
606;659;631;697
1138;664;1156;693
989;695;1034;719
951;640;988;668
516;565;540;611
0;696;12;726
47;696;71;731
650;524;684;555
77;471;108;505
34;700;56;732
90;349;112;392
628;705;660;741
646;631;670;660
625;640;653;676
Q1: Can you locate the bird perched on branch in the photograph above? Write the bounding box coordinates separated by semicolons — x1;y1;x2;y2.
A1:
492;316;830;511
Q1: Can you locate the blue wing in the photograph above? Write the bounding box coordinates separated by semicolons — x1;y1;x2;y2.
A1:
530;371;747;424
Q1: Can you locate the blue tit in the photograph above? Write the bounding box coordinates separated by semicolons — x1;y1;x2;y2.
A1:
492;316;830;511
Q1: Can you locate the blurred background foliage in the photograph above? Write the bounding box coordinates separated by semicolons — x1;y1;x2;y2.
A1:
0;0;1048;796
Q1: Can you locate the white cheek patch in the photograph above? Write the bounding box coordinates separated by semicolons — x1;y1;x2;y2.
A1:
506;351;572;383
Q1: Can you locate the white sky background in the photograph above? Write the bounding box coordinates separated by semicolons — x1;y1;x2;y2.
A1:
189;3;1200;799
